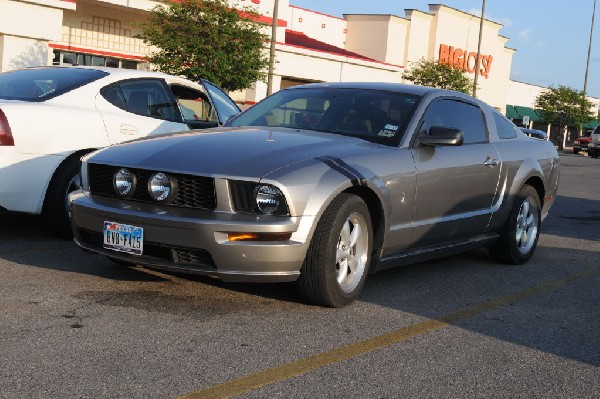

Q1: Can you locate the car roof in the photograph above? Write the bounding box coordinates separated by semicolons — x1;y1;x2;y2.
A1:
287;81;439;96
19;65;190;81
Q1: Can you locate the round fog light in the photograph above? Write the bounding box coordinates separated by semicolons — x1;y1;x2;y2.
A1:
114;168;134;197
148;172;171;201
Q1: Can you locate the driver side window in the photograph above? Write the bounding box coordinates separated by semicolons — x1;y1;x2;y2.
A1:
422;99;487;144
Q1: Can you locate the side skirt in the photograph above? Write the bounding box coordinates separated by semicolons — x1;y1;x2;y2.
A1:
372;234;499;273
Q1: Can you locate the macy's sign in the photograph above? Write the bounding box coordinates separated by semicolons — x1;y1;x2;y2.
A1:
438;44;493;79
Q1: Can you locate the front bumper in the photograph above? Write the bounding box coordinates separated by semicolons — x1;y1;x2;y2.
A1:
70;191;315;282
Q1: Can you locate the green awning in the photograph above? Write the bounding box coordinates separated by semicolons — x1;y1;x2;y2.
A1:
583;120;599;129
505;105;520;119
513;105;541;121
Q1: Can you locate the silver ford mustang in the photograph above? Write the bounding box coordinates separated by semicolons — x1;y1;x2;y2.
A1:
69;83;560;307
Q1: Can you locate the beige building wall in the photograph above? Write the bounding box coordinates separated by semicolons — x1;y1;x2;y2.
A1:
241;44;402;103
344;5;515;111
57;0;151;60
0;0;72;71
403;10;435;66
345;15;408;67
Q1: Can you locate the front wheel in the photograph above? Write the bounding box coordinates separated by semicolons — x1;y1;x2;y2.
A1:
488;185;541;264
590;150;599;159
296;193;372;308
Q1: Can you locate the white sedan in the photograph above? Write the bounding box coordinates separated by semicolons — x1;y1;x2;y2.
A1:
0;66;240;235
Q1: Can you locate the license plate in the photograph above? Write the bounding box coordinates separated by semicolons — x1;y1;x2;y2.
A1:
103;221;143;255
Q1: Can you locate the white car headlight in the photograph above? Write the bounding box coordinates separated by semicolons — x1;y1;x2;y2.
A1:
113;168;135;197
148;172;172;201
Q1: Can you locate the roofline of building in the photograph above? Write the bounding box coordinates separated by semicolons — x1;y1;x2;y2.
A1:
289;5;345;21
428;4;504;27
343;13;405;19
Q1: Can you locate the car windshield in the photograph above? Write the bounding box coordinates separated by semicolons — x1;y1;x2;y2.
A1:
0;68;108;102
228;87;421;146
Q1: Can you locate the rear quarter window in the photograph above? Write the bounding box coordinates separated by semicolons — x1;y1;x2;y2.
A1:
493;112;519;139
0;68;108;102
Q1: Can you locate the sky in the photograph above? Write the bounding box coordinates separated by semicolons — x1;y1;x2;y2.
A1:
290;0;600;98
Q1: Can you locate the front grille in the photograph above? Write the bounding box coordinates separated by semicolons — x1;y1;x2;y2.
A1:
88;164;216;211
78;228;215;269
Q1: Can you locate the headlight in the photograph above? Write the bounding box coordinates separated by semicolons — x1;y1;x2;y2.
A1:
148;172;172;201
113;168;135;197
256;185;286;215
229;181;289;216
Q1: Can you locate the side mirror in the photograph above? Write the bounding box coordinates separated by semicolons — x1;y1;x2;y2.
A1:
419;126;464;146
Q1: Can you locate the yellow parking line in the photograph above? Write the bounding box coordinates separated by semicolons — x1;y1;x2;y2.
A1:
179;268;600;399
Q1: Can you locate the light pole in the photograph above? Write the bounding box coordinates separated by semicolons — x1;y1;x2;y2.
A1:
582;0;597;130
266;0;279;96
472;0;486;97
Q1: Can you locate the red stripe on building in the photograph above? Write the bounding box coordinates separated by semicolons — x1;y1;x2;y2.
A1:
60;0;77;3
48;43;146;61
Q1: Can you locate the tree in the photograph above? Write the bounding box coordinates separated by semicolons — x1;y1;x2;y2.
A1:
137;0;268;91
402;58;474;94
534;86;596;149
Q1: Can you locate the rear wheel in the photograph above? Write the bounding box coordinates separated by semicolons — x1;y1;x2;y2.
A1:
572;148;579;154
296;193;372;308
42;157;82;238
489;185;541;264
590;150;599;159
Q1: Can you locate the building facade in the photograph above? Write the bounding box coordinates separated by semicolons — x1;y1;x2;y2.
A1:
1;0;598;117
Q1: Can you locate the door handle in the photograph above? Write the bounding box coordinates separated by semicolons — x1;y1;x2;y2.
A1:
484;157;500;168
120;124;138;134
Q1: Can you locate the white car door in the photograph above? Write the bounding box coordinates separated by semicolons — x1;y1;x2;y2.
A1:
95;78;189;144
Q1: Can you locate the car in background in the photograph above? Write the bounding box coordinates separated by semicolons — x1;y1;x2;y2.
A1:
572;130;593;154
0;66;240;235
519;127;547;140
69;83;560;307
586;125;600;158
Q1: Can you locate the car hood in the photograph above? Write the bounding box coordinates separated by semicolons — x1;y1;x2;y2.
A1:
89;127;378;179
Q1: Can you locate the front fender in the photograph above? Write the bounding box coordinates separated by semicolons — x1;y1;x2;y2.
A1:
261;157;389;246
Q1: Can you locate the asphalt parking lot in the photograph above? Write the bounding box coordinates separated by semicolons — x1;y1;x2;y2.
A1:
1;153;599;399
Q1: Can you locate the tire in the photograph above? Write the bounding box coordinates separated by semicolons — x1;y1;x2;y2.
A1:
590;151;599;159
572;148;579;154
42;157;82;238
488;185;541;264
296;193;372;308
